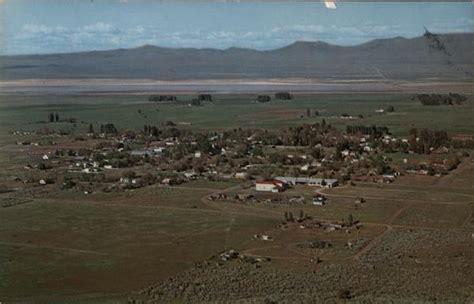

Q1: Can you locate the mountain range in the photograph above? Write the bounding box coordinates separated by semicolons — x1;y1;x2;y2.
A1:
0;32;473;80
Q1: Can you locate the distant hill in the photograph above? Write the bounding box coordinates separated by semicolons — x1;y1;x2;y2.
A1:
0;32;473;80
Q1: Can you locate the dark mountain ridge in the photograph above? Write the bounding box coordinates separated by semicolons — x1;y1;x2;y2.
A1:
1;32;473;80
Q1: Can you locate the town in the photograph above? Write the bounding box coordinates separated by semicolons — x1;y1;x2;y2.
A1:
1;89;473;303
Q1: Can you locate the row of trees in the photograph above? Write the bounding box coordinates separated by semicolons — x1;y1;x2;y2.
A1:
148;95;177;102
409;128;449;154
416;93;466;106
346;125;390;137
99;123;118;135
48;112;59;123
148;94;214;102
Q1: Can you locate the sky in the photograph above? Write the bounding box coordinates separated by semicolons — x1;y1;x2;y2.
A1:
0;0;472;55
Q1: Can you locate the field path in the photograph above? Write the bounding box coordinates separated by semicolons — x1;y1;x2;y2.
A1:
0;241;123;257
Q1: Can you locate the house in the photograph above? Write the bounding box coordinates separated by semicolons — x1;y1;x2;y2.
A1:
255;179;287;192
184;172;197;179
300;164;310;172
382;172;398;181
313;194;326;206
120;177;137;184
235;172;248;179
254;234;273;241
131;147;165;157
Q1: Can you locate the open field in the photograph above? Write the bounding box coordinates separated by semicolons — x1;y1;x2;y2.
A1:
0;92;473;302
1;92;473;136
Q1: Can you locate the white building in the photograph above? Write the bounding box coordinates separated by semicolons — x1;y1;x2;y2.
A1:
255;179;287;192
275;177;338;188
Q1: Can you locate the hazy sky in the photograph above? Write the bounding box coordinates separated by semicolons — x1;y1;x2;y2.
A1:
0;1;472;54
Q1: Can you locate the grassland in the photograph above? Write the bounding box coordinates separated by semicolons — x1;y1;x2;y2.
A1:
1;93;473;137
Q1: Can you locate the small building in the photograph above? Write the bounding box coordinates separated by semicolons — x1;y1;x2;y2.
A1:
382;172;397;181
235;172;248;179
184;172;197;179
313;194;327;206
255;179;287;193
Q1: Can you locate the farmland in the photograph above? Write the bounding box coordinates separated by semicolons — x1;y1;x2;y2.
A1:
0;92;473;302
1;92;474;136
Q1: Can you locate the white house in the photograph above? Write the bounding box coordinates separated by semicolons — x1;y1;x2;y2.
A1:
313;195;327;206
235;172;248;179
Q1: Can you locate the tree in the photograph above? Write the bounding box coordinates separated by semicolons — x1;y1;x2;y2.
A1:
321;119;327;130
252;146;263;157
198;94;213;102
347;214;354;226
275;92;292;100
288;212;294;222
310;147;322;159
48;112;54;123
88;124;94;134
256;95;271;103
55;112;59;122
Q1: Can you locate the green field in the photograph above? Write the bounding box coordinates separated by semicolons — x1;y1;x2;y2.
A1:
1;93;473;140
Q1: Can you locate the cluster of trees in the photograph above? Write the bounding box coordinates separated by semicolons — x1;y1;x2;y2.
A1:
99;123;118;135
148;95;177;102
190;99;203;106
275;92;293;100
256;95;271;103
48;112;59;123
93;150;137;168
197;94;213;102
143;125;160;136
346;125;390;137
305;108;319;117
404;155;460;175
409;128;449;154
284;210;306;222
275;120;334;147
416;93;466;106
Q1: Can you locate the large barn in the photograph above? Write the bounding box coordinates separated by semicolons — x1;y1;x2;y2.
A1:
255;179;288;192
